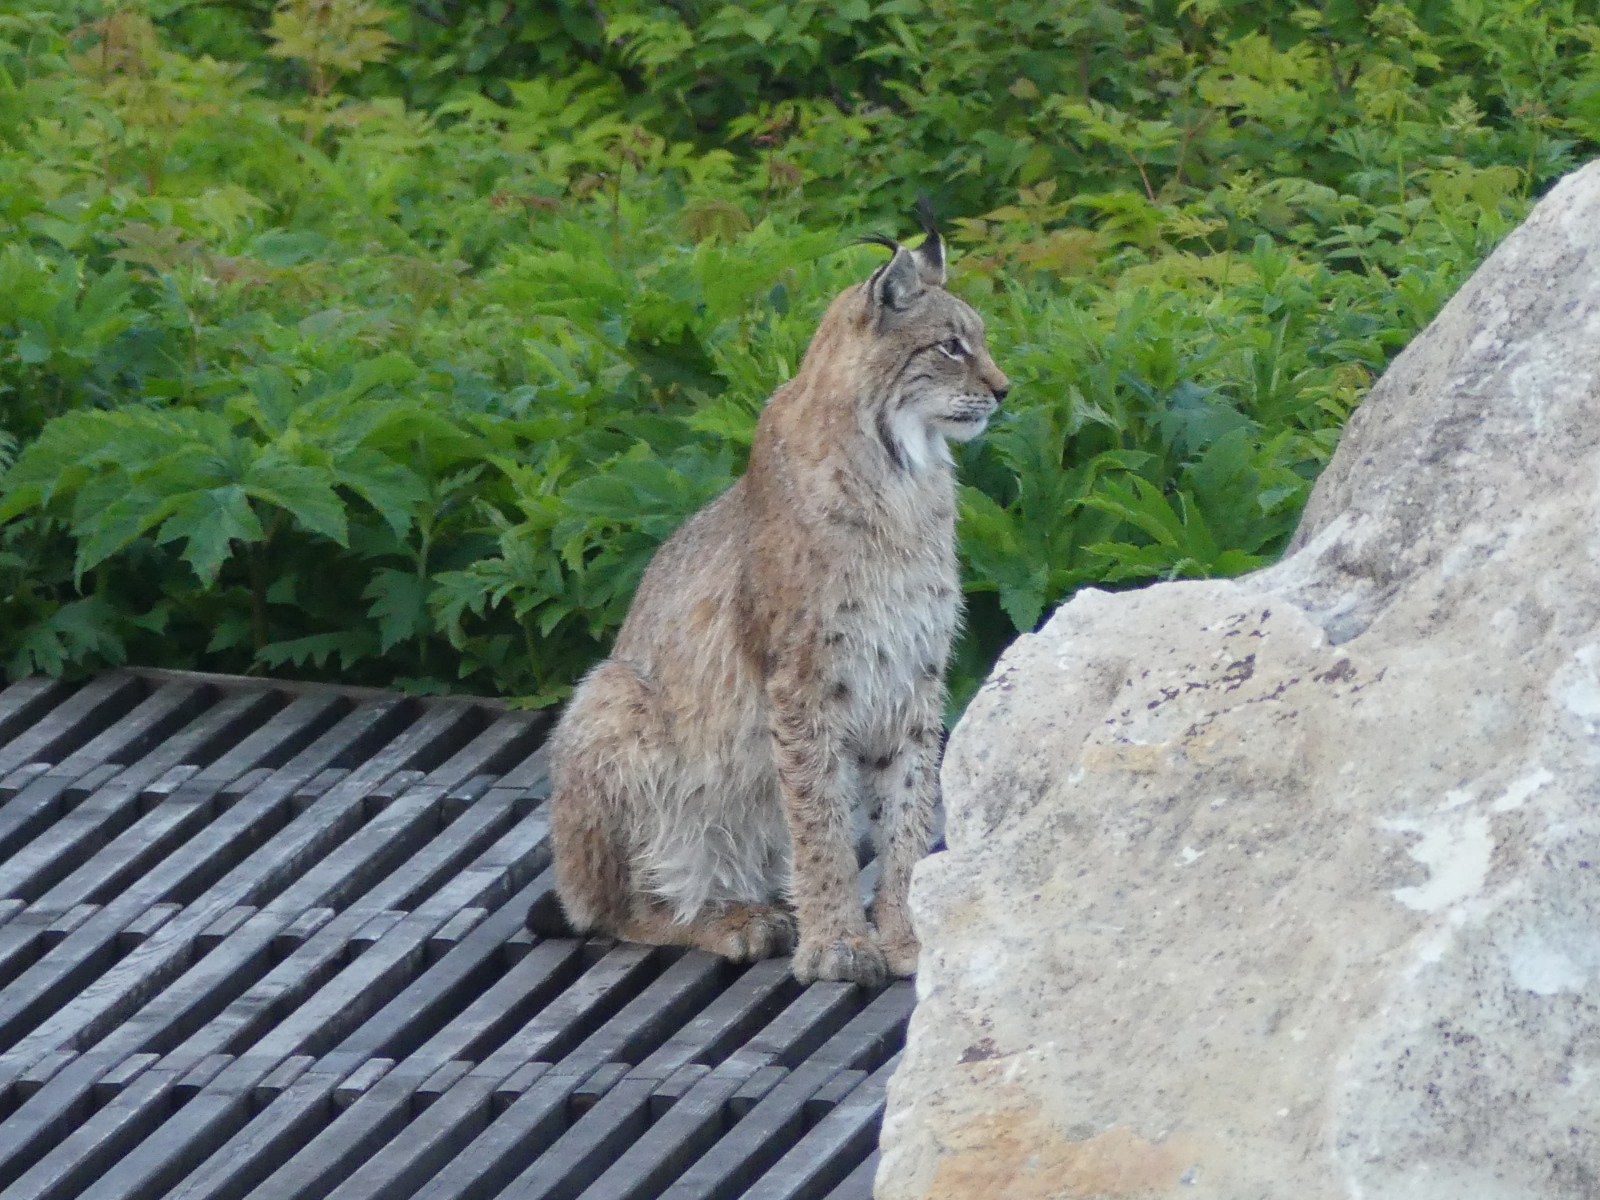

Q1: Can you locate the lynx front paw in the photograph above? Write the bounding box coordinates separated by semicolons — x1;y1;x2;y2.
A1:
876;933;920;978
705;903;797;962
792;934;889;988
868;902;921;977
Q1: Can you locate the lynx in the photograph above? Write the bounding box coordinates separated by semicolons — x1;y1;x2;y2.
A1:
529;209;1008;986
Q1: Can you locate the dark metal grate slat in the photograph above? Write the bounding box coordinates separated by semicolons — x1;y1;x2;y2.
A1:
0;671;907;1199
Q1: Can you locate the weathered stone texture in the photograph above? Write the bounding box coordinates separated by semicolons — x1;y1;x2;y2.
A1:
878;161;1600;1199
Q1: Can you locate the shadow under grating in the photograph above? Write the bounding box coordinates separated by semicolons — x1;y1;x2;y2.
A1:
0;671;906;1200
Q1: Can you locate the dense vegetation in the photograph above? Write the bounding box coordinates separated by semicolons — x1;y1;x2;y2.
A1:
1;1;1595;713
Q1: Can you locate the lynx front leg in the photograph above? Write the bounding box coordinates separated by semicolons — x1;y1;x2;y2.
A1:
768;684;888;988
864;718;940;977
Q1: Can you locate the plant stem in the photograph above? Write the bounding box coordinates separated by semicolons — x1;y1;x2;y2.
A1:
611;167;623;267
250;547;269;651
250;510;284;652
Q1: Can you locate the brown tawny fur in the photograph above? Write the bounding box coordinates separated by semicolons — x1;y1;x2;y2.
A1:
539;215;1008;986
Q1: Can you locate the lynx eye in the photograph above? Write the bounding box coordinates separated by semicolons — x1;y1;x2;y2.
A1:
938;337;968;360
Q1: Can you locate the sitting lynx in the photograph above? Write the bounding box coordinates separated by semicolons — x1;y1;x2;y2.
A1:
531;209;1008;986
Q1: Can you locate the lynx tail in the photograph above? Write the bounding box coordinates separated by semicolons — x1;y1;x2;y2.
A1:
524;889;578;938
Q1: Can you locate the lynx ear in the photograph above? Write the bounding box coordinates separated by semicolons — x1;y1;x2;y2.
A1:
913;193;945;286
869;243;925;313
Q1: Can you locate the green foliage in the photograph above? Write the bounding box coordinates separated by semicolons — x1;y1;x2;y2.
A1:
1;0;1596;713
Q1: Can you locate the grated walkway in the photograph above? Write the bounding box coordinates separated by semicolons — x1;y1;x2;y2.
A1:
0;671;905;1199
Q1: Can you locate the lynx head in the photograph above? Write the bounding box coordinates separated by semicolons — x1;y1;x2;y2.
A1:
844;202;1010;472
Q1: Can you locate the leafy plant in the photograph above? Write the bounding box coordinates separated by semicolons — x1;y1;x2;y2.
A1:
1;0;1594;713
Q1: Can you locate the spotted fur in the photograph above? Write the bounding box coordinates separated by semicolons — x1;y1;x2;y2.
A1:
539;218;1009;985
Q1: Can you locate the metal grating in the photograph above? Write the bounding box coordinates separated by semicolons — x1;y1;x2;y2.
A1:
0;671;907;1200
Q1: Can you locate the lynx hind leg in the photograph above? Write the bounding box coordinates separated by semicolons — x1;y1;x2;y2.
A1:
549;788;795;961
548;662;795;963
545;776;627;941
545;660;660;938
619;900;796;963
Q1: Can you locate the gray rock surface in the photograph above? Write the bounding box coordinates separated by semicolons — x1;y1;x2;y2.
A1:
878;160;1600;1199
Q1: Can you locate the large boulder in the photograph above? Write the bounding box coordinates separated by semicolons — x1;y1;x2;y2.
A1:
879;160;1600;1199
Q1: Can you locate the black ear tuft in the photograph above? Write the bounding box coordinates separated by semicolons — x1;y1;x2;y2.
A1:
912;193;945;286
855;232;901;253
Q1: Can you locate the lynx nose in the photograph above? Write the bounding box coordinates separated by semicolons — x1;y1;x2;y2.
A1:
991;383;1010;405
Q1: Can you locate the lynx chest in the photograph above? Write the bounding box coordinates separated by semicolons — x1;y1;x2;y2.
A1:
817;479;961;733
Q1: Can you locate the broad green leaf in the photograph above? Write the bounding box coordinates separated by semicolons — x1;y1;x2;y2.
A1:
334;447;429;537
7;596;125;678
1082;476;1185;548
245;458;349;545
363;568;432;652
73;491;182;581
256;630;378;672
153;486;265;586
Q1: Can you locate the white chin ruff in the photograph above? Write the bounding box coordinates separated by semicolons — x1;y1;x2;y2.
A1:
889;406;955;470
937;413;990;442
